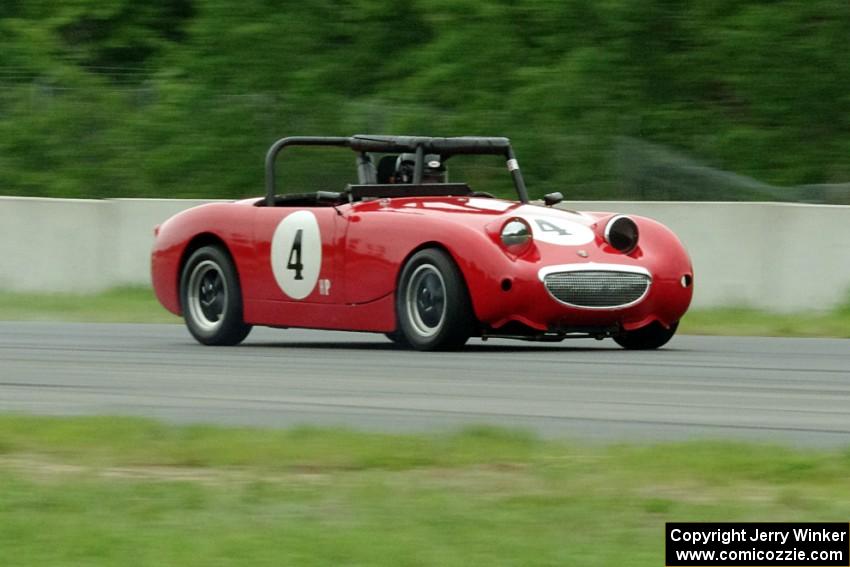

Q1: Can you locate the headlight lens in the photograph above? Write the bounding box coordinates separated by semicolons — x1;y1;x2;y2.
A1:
604;215;639;253
500;218;532;252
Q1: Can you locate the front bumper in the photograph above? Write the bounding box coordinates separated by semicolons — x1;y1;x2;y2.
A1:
479;261;693;333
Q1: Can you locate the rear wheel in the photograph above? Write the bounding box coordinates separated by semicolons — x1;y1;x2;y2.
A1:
396;248;475;351
180;245;252;346
384;331;409;347
614;321;678;350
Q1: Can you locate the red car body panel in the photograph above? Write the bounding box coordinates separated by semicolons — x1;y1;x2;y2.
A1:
152;195;693;335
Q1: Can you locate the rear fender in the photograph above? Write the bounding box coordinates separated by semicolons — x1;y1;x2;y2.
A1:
151;203;256;315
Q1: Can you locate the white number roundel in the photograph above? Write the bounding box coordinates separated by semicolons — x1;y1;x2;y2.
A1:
270;211;322;300
524;215;595;246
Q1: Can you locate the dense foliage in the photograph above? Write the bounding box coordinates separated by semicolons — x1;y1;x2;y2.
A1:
1;0;848;199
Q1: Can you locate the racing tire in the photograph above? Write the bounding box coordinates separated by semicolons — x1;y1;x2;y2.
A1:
180;245;252;346
396;248;475;351
613;321;678;350
384;331;409;347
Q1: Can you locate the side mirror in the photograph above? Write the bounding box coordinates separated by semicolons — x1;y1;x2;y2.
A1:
543;192;564;207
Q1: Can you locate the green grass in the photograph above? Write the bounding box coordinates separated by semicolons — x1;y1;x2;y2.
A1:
680;306;850;338
0;287;848;338
0;415;849;566
0;287;178;324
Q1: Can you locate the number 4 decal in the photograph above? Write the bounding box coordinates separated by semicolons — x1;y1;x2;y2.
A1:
535;219;571;236
287;229;304;280
270;210;322;300
523;215;595;246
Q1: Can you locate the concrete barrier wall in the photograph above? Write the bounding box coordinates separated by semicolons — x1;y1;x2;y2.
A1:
110;199;219;286
0;197;213;294
567;201;850;311
0;197;111;293
1;196;849;311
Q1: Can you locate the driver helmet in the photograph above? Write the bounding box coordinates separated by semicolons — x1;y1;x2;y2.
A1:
393;153;446;184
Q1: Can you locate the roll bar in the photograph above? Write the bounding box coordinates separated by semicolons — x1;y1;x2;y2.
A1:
264;134;529;206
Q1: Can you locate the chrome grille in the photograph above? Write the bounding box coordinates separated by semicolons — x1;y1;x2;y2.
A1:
543;270;650;308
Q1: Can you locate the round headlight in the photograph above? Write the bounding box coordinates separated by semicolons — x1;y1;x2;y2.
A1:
501;218;532;251
604;215;639;253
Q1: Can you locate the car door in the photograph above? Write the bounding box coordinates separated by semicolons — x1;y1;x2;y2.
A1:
252;206;341;304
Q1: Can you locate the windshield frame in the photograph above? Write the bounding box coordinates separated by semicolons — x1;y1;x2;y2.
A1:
264;135;529;206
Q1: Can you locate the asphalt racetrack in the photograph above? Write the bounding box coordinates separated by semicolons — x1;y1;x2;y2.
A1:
1;322;849;446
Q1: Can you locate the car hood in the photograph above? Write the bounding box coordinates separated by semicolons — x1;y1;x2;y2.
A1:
347;195;690;276
352;195;600;224
349;195;608;238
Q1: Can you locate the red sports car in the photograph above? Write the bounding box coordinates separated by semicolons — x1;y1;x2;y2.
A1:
151;135;693;350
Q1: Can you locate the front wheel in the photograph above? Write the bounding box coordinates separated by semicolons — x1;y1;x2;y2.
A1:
396;248;475;351
614;321;678;350
180;245;252;346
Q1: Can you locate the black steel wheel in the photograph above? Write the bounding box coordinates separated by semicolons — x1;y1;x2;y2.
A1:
180;245;252;346
396;248;475;351
613;321;678;350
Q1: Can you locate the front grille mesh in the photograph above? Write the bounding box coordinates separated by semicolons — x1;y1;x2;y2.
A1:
544;270;650;308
